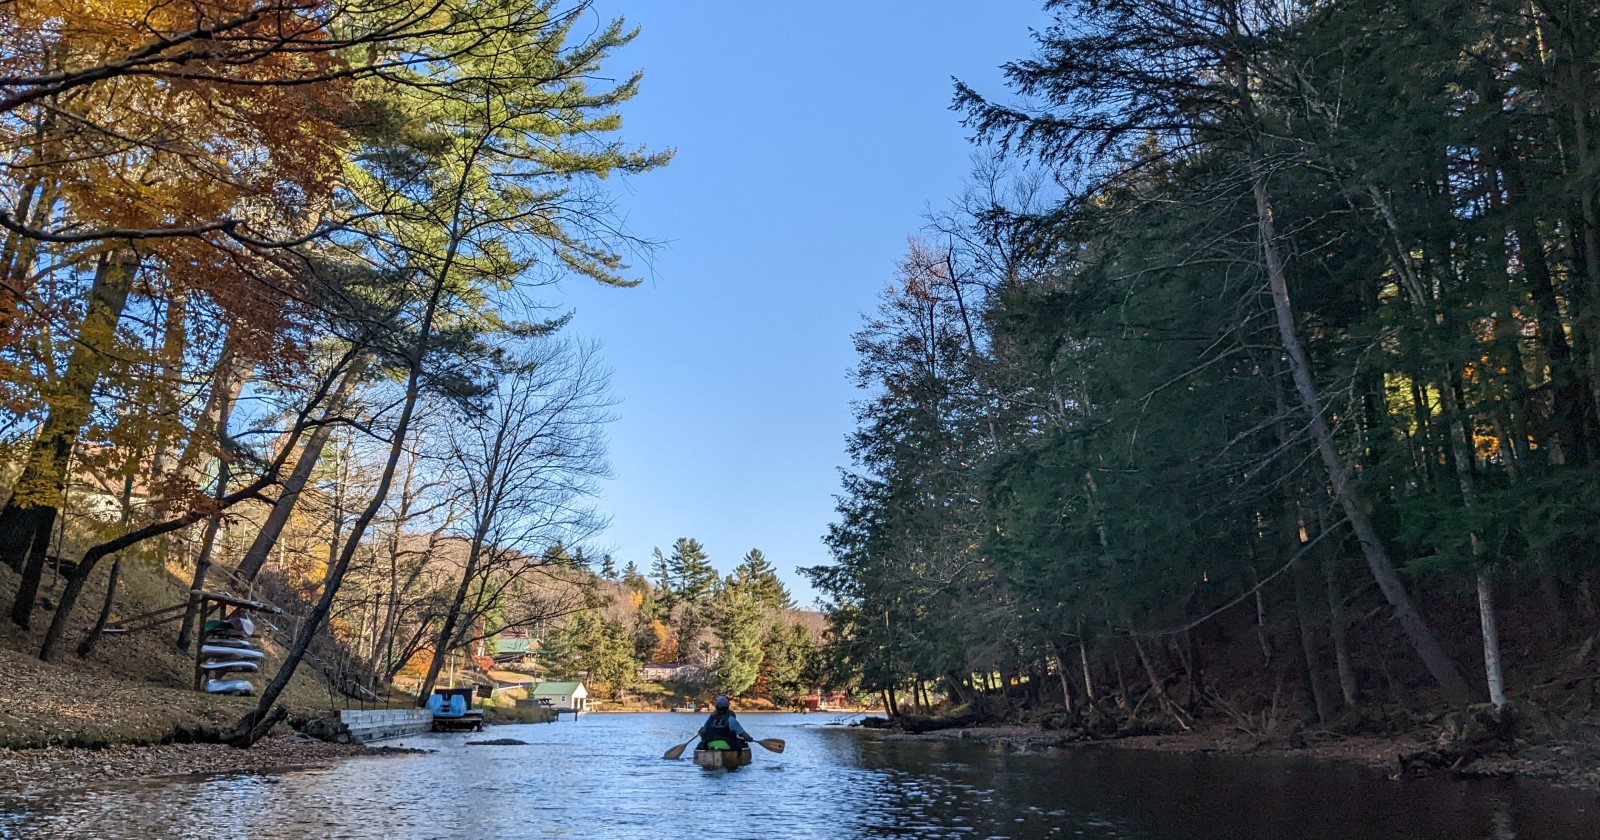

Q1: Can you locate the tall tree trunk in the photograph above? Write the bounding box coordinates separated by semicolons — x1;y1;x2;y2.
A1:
1540;7;1600;432
1077;626;1096;703
366;438;437;686
1112;646;1129;708
148;294;189;481
1320;525;1360;709
227;200;458;744
1293;551;1333;723
368;534;434;688
415;543;487;705
1439;378;1509;708
5;253;136;627
1501;152;1594;464
1368;180;1509;709
1253;176;1474;706
233;355;367;582
174;461;232;654
175;322;252;483
1052;646;1074;713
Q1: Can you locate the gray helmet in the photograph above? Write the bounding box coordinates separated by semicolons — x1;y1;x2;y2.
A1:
714;695;730;709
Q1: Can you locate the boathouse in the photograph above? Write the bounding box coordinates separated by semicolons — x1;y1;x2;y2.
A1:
531;681;588;713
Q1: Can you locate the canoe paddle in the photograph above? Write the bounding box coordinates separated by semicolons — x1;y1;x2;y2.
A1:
748;737;785;753
665;736;784;759
663;738;695;760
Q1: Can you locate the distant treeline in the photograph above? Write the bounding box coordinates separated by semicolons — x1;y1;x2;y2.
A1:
540;540;820;704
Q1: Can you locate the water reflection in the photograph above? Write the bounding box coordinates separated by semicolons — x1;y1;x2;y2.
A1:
1;713;1596;839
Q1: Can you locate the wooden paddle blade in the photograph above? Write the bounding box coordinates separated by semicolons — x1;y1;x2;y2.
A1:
663;740;692;760
752;737;785;753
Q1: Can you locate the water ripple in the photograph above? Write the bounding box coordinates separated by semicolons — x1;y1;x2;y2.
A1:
2;714;1597;839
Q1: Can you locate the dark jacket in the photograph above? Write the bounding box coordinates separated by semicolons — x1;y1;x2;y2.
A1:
697;709;749;749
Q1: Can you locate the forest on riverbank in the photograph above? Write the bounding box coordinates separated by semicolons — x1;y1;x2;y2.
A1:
809;0;1600;739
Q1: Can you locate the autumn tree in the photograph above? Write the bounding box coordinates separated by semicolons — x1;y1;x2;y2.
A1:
224;0;667;743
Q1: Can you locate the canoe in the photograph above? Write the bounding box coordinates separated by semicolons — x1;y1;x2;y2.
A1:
693;748;752;770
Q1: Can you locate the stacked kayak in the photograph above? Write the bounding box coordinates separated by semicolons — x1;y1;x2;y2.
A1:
202;614;262;695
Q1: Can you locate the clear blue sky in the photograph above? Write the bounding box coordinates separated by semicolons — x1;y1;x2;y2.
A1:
560;2;1047;607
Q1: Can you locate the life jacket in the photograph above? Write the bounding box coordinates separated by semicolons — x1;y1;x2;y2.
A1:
700;709;744;750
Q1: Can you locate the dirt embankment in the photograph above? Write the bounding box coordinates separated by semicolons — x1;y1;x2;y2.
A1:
0;554;375;745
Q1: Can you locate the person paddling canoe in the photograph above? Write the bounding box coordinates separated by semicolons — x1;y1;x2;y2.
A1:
696;695;750;752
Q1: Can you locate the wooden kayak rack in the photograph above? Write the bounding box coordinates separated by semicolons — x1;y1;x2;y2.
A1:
190;590;282;692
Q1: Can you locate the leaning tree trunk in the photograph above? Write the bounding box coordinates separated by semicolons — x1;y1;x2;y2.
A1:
174;461;232;654
415;543;487;705
226;233;455;745
1253;175;1474;707
233;355;367;582
1367;181;1508;709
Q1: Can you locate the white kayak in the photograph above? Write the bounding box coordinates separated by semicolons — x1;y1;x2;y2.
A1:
204;679;255;695
200;659;260;673
200;644;263;659
203;635;256;647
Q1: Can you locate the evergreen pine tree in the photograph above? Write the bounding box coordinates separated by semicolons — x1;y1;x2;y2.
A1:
734;548;792;610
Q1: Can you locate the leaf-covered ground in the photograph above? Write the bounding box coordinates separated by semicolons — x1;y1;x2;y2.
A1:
0;645;254;750
0;559;364;751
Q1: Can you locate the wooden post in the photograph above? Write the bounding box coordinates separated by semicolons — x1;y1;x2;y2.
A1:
192;594;211;691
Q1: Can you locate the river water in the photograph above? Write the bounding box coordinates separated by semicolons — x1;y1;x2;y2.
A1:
2;712;1597;839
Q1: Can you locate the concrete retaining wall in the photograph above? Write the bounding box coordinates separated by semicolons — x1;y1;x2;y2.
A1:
339;708;433;743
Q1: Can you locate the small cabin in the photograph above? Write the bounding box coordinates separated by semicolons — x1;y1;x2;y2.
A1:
531;681;588;713
803;690;851;711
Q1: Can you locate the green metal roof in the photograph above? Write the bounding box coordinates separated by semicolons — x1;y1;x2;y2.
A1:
497;637;534;654
531;681;584;695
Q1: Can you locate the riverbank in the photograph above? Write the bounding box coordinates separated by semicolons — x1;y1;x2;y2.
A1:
0;639;366;751
881;716;1600;792
0;557;399;756
0;734;419;797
